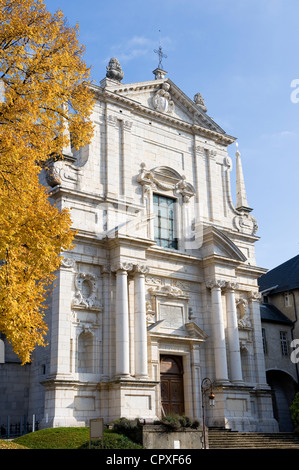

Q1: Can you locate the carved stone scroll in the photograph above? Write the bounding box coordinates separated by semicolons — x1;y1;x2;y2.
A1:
71;273;102;311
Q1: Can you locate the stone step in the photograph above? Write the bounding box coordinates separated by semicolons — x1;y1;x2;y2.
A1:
208;430;299;449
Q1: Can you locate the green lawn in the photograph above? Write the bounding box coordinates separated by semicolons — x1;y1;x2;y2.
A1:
0;427;143;450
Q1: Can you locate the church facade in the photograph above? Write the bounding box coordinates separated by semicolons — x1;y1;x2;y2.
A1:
0;59;279;432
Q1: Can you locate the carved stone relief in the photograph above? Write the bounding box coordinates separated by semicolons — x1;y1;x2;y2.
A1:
45;159;61;187
236;298;251;328
60;257;76;269
233;212;258;236
148;284;189;299
71;272;102;311
152;82;174;114
146;300;156;324
45;159;81;188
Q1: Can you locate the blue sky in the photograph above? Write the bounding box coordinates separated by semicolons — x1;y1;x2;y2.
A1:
45;0;299;271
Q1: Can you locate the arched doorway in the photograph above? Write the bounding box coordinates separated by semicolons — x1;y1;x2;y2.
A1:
160;355;184;416
266;370;297;431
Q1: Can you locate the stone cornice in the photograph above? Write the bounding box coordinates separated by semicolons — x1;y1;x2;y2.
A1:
106;234;155;250
148;245;201;263
49;185;144;213
236;263;268;277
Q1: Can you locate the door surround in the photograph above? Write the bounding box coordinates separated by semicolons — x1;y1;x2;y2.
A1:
160;355;185;416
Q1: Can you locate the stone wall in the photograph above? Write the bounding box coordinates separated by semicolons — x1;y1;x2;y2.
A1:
142;425;204;449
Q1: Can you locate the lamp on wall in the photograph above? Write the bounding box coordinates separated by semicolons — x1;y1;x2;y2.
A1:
201;377;215;449
208;391;215;407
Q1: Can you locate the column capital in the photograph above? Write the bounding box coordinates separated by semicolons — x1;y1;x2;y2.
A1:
206;279;239;291
224;281;239;292
101;264;111;274
247;290;261;301
206;278;226;290
111;261;133;273
133;263;149;274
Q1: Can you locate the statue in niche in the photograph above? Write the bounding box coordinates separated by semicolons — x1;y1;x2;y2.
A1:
236;298;251;328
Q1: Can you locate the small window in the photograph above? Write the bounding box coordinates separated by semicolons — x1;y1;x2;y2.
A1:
284;293;291;307
262;328;267;355
153;194;178;249
280;331;288;356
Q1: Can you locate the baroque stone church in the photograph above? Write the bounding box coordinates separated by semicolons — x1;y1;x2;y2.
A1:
0;58;278;432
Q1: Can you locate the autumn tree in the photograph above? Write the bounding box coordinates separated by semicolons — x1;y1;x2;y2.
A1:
0;0;95;363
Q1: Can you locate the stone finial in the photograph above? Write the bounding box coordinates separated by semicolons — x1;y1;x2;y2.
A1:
106;57;124;82
235;142;253;213
194;92;207;113
152;67;167;80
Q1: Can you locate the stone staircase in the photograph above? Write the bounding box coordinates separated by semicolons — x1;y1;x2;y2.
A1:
208;428;299;449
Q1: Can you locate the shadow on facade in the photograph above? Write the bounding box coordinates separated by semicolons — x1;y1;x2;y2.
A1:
266;369;298;431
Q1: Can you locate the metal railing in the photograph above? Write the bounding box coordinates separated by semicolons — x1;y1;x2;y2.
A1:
0;415;39;439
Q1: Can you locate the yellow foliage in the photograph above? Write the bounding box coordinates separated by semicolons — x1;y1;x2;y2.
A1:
0;0;95;363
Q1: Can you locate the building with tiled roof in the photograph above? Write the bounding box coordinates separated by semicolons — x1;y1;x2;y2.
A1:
259;256;299;430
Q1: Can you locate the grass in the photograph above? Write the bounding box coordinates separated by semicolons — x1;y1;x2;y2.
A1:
0;440;28;449
0;427;144;450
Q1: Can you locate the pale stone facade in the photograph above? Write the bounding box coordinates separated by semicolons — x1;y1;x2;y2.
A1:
0;59;278;432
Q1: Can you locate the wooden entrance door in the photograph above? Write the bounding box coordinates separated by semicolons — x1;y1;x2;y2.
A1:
160;355;184;416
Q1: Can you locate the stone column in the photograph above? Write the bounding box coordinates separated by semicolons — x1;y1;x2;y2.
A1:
225;282;243;383
112;262;133;377
134;264;149;378
207;280;229;383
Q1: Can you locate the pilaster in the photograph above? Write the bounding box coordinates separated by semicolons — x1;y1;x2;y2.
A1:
48;265;73;379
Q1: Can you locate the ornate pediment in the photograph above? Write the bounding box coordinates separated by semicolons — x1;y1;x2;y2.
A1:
185;322;209;340
100;76;230;138
202;226;247;263
148;319;208;343
137;163;195;202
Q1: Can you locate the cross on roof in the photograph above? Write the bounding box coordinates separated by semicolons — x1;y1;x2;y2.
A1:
154;45;167;70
